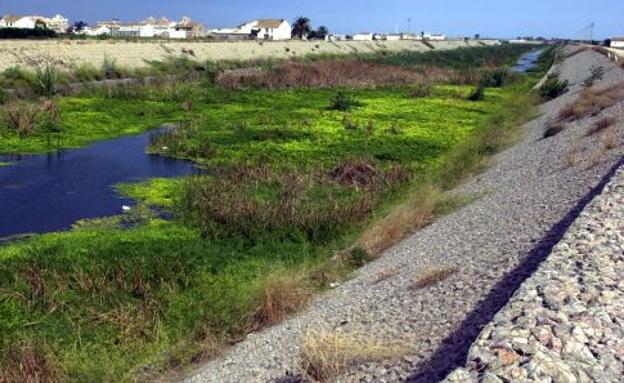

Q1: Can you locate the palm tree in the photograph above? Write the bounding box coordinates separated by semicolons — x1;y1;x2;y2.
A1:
291;16;311;39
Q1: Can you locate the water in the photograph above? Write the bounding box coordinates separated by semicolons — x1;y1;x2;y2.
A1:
511;49;543;73
0;131;197;239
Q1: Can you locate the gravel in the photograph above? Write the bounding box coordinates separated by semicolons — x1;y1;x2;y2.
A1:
445;166;624;383
185;48;624;383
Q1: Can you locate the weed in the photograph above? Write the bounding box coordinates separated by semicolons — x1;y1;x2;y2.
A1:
247;272;313;329
468;83;485;101
564;141;581;168
35;65;57;97
2;102;40;137
409;83;433;98
587;117;615;136
411;267;458;289
543;123;565;139
372;267;399;284
583;65;604;88
603;127;618;150
559;82;624;121
102;55;119;79
366;119;375;135
0;341;59;383
342;114;358;130
347;247;370;268
482;68;510;88
388;120;401;135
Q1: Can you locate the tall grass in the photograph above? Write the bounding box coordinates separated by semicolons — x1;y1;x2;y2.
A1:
181;159;409;243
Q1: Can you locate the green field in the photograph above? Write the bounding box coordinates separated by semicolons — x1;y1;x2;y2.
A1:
0;46;547;381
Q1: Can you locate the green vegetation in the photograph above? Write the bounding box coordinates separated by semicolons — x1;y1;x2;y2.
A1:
539;75;569;100
0;45;548;381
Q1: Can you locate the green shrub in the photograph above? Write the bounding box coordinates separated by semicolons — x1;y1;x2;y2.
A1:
329;91;361;111
539;77;569;100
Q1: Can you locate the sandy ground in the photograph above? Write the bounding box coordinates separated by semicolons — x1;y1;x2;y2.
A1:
0;39;499;72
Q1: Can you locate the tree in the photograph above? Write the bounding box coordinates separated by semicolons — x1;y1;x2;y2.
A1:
474;33;480;40
68;21;88;33
291;16;311;39
316;26;329;39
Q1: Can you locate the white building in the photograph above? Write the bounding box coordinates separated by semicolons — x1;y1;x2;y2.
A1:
352;32;373;41
424;33;446;41
211;19;291;41
0;14;69;33
611;38;624;49
87;17;204;39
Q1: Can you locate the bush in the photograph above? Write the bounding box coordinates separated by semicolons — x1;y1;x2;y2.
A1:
468;83;485;101
539;77;569;100
482;68;510;88
328;91;362;111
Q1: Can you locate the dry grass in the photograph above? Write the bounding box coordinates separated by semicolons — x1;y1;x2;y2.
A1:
564;141;581;168
217;59;462;89
603;126;619;150
586;117;615;136
298;329;409;381
558;82;624;121
372;267;399;284
357;183;441;255
0;341;58;383
411;267;458;290
247;272;314;329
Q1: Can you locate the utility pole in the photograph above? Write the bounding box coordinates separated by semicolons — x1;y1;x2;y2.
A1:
589;21;594;43
408;18;411;34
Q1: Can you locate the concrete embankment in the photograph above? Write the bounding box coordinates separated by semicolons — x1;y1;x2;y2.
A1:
0;39;499;72
184;47;624;382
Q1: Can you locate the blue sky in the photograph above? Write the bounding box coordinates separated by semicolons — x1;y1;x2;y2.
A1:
1;0;622;39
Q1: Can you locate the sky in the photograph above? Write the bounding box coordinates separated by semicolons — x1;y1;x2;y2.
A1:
1;0;622;39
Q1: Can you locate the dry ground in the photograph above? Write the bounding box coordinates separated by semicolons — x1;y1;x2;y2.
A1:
0;39;499;72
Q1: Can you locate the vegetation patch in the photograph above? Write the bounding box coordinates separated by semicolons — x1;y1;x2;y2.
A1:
0;46;546;380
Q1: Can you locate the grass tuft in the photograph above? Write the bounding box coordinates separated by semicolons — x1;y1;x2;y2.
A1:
299;329;408;381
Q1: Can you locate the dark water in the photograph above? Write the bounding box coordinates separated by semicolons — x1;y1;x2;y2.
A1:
0;131;196;239
511;49;542;73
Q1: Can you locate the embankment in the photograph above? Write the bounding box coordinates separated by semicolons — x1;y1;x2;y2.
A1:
0;39;499;72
